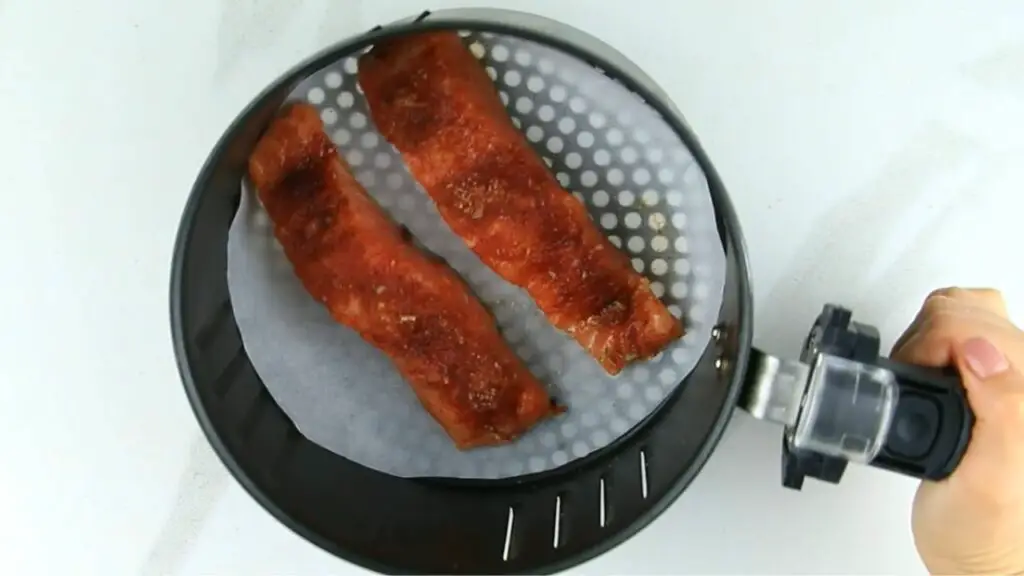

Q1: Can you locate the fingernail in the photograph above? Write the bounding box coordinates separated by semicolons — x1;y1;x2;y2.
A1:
962;337;1009;378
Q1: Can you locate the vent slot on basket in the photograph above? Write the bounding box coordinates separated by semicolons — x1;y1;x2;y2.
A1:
502;506;515;562
640;449;650;499
553;494;564;548
599;477;608;528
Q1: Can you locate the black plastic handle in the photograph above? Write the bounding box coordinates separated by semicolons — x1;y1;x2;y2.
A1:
870;359;973;480
783;304;976;489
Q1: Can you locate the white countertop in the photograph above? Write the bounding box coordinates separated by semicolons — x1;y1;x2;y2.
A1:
2;0;1023;574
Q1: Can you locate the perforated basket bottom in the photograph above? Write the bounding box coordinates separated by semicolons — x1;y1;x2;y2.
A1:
226;30;726;479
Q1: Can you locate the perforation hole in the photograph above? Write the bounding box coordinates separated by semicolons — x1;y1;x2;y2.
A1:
672;348;687;364
359;132;379;148
336;91;354;108
648;212;667;231
386;173;403;190
345;150;363;166
552;449;569;466
544;136;562;154
320;108;338;125
306;87;325;104
572;440;589;458
331;128;351;146
580;170;598;188
659;367;678;385
504;69;522;87
621;146;638;164
324;71;342;88
650;258;668;276
492;44;510;62
527;75;545;92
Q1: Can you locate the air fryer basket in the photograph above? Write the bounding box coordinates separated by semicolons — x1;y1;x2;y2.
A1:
171;7;973;575
171;9;751;574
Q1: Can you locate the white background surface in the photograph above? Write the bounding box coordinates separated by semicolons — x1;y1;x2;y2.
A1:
1;0;1022;574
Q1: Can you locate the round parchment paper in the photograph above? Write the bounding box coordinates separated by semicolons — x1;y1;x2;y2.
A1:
227;31;726;479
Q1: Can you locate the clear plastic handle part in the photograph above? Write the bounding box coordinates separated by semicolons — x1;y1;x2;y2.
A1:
790;354;899;464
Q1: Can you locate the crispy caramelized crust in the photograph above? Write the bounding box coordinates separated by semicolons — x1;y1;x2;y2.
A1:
358;32;684;375
247;103;558;449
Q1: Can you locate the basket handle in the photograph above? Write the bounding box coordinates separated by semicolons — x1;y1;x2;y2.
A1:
740;305;973;490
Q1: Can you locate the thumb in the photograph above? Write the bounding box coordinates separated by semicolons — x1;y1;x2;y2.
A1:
955;337;1023;423
950;337;1024;507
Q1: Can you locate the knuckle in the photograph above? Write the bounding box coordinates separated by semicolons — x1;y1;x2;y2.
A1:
923;287;1008;318
926;287;961;301
971;288;1007;310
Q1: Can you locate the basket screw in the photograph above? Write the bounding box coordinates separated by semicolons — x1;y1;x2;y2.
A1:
711;326;723;341
715;357;728;371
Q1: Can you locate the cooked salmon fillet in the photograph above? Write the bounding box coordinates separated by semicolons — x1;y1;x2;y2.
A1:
358;32;684;375
247;103;559;449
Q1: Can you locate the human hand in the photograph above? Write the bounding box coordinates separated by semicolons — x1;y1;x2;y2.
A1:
890;288;1024;575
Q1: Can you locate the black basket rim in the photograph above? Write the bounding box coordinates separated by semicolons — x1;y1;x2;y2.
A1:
169;15;755;575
